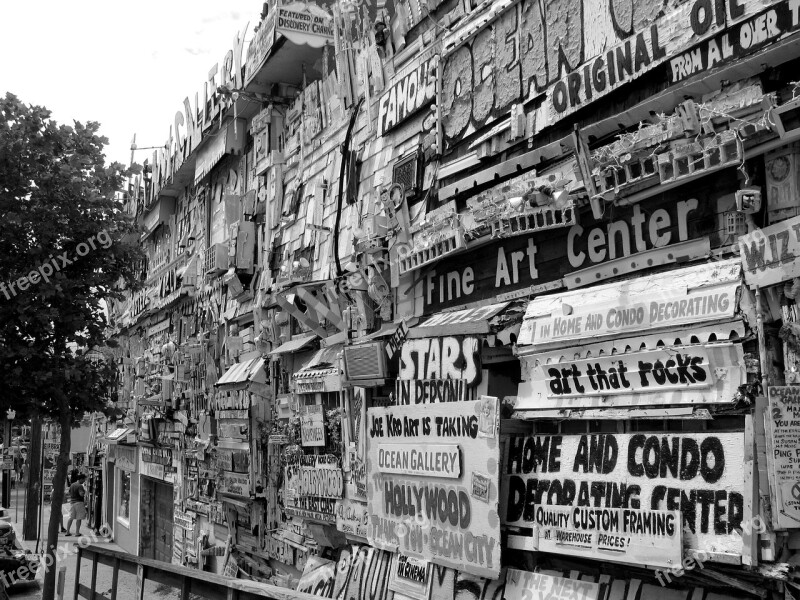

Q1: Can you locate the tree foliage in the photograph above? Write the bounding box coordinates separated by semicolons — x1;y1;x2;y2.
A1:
0;92;142;600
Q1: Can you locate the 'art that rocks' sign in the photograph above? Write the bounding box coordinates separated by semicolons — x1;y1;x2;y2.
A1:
516;343;744;409
367;398;500;578
502;431;745;558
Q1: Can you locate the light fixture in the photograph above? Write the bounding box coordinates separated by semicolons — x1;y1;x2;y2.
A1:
292;260;300;269
280;264;288;273
299;258;310;268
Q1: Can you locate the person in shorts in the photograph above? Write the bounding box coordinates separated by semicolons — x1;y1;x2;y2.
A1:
65;474;87;536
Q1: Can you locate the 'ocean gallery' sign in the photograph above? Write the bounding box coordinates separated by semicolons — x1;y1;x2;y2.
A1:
502;431;745;559
367;398;501;578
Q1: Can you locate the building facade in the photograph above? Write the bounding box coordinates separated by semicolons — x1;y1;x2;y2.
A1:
105;0;800;597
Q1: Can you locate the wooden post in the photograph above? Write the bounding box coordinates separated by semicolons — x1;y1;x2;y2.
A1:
135;564;145;600
55;565;66;600
72;547;82;600
110;558;120;600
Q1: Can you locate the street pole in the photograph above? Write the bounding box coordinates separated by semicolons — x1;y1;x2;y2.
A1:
2;414;11;510
23;418;42;541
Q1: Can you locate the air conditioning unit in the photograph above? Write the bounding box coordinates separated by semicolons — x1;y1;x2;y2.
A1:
205;244;229;275
344;342;388;380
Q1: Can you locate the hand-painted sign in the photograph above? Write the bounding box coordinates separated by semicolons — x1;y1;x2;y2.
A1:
396;336;481;404
509;506;682;569
379;55;437;136
502;431;745;557
276;3;334;47
670;1;800;84
301;404;326;447
297;556;337;598
516;343;744;409
526;287;736;346
367;399;501;578
739;214;800;289
217;472;251;497
414;185;727;313
441;0;728;146
335;498;369;539
284;455;343;523
388;553;431;600
767;387;800;529
347;387;368;501
506;569;600;600
376;444;462;478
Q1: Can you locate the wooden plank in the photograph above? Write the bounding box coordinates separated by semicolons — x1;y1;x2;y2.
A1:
74;548;83;600
742;414;758;567
701;568;767;598
77;584;112;600
90;556;98;599
110;559;120;600
135;564;145;600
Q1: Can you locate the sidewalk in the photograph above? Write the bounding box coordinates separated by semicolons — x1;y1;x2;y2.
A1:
4;486;190;600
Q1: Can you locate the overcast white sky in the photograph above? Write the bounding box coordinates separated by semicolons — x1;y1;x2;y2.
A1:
0;1;259;168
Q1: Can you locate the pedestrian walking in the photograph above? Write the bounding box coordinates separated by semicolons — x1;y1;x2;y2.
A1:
64;473;87;536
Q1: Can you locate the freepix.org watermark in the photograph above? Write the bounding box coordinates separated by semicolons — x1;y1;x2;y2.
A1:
0;231;112;300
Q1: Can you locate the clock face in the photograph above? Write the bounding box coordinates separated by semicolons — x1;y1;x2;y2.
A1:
769;156;791;182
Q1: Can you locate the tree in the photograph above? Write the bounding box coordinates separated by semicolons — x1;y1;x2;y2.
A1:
0;93;142;600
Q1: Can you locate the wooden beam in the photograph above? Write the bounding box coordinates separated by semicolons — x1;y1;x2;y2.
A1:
742;413;758;567
700;568;768;598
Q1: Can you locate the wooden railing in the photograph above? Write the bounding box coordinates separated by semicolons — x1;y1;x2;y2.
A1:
74;544;318;600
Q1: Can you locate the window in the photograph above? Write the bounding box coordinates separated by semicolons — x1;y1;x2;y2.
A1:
117;470;131;527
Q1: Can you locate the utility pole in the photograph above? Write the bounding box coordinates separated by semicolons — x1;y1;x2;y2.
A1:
23;419;42;540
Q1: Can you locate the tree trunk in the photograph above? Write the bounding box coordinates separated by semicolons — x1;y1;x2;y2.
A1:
22;418;42;540
41;411;72;600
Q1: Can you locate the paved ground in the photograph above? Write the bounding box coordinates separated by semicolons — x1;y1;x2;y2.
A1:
6;487;178;600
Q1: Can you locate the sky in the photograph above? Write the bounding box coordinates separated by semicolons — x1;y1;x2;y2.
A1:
0;1;260;168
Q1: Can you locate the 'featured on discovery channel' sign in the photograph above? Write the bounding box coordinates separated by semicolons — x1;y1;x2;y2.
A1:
367;397;501;578
502;432;745;559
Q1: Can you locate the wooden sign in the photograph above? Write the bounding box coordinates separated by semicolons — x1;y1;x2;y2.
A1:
367;398;501;578
767;387;800;529
388;553;431;600
276;2;333;48
284;455;343;523
301;404;326;447
297;556;336;598
376;443;461;478
347;387;368;501
440;0;728;147
335;498;369;540
670;1;800;85
525;287;736;346
506;569;599;600
217;472;251;497
508;506;682;569
516;343;744;409
503;431;744;558
378;54;437;136
414;181;735;313
396;336;481;404
739;214;800;289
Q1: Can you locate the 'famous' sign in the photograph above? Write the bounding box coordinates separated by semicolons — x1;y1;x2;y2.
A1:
502;431;745;558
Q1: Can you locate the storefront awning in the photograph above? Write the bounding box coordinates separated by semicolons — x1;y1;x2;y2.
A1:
517;258;743;353
269;333;318;356
293;344;343;392
102;427;133;445
408;302;510;338
216;357;266;386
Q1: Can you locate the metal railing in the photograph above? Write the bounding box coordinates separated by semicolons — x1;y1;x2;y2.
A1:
73;544;319;600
